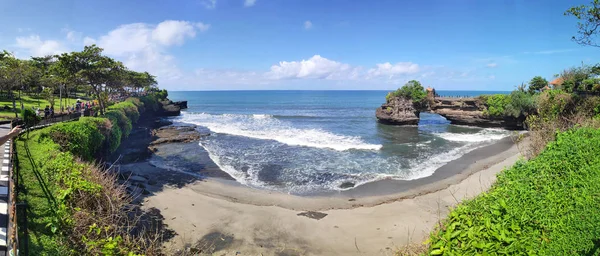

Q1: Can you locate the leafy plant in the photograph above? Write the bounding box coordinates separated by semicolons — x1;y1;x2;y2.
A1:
386;80;427;103
427;128;600;255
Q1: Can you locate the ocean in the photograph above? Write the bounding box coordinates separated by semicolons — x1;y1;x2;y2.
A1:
166;90;512;195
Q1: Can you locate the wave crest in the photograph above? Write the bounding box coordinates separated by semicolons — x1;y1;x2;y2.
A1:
177;112;382;151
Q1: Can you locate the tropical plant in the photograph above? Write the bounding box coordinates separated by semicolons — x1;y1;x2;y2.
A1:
528;76;548;94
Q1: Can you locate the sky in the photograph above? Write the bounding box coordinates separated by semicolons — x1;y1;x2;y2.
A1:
1;0;599;91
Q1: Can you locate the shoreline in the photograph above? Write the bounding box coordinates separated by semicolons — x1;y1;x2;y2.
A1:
141;136;523;255
113;116;525;254
161;133;522;211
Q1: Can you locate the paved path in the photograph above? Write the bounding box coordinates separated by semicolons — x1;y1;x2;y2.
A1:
0;124;12;256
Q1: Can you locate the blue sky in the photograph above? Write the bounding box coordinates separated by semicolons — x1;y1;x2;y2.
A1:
1;0;599;91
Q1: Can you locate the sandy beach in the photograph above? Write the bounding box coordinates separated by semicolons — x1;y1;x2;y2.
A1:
132;133;524;255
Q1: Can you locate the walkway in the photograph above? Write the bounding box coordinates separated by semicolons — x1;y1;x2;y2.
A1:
0;124;11;256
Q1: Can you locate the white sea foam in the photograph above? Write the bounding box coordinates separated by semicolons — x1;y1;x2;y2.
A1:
178;112;382;151
434;129;510;142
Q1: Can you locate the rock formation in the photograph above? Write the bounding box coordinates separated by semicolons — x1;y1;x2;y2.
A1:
375;97;421;125
376;90;525;130
431;98;524;129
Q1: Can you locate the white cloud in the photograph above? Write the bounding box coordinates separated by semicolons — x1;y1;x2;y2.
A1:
304;20;312;30
244;0;256;7
196;22;211;32
15;35;67;57
202;0;217;9
486;62;497;68
88;20;209;82
62;28;81;42
523;49;576;55
266;55;356;80
367;62;420;78
151;20;208;46
83;37;96;46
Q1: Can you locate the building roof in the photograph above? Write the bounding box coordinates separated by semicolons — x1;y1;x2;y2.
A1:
426;87;434;92
549;77;564;86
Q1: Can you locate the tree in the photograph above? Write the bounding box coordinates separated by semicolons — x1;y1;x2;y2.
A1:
42;87;56;108
386;80;427;103
56;45;125;115
528;76;548;94
565;0;600;47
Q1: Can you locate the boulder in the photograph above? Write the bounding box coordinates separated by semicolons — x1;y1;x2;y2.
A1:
375;97;422;125
161;104;181;116
173;101;188;109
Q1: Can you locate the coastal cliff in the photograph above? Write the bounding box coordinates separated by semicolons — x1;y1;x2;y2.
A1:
376;92;525;130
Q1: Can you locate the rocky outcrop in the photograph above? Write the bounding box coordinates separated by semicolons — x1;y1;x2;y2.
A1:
149;126;208;150
431;98;524;129
376;93;525;130
159;101;181;116
375;97;422;125
173;101;188;109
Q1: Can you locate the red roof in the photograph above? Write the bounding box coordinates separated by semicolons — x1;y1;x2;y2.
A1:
549;77;564;86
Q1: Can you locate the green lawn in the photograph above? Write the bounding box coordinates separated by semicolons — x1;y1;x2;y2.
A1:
0;93;88;119
15;128;71;255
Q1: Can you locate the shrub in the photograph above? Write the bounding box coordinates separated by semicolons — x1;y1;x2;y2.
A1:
109;101;140;123
427;128;600;255
21;108;40;128
17;129;163;255
504;90;537;118
480;94;510;117
479;92;536;118
536;89;576;119
140;95;160;112
105;110;132;138
79;117;121;154
48;121;105;160
387;80;427;103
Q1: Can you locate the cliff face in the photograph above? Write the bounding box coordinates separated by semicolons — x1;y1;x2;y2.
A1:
376;96;525;130
375;97;421;125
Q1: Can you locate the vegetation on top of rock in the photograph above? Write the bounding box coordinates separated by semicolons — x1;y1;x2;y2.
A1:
478;90;537;118
385;80;427;103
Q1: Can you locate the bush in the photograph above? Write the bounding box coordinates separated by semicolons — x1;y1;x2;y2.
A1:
105;110;132;138
387;80;427;103
480;94;510;117
21;108;40;128
48;120;105;160
504;90;537;118
479;92;536;118
17;129;163;255
536;89;576;119
109;101;140;123
140;95;160;112
427;128;600;255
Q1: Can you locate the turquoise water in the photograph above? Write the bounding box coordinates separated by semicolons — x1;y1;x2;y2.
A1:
167;90;511;194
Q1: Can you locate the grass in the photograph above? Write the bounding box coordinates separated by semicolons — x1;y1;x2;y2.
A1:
426;127;600;255
0;92;89;119
15;128;71;255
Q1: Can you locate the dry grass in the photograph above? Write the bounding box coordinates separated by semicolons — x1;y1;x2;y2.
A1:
68;161;167;255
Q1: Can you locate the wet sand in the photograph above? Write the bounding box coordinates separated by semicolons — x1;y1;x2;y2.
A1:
140;135;525;255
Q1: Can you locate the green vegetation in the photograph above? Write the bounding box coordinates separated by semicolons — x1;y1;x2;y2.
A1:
386;80;427;103
478;90;537;118
0;45;157;119
16;94;161;255
528;76;548;94
426;128;600;255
